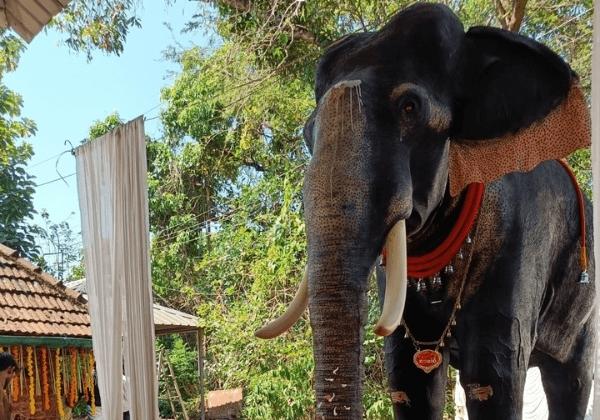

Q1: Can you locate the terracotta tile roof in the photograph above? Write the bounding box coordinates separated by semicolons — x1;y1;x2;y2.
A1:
0;244;91;338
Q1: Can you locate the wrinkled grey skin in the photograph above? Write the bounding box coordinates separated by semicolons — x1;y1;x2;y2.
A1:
301;3;595;419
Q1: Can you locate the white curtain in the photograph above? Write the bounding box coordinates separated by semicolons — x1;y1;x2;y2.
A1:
76;117;159;420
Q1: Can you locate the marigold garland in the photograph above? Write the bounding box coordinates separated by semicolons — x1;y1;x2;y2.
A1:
54;349;64;418
68;348;77;407
10;346;20;402
89;351;95;416
26;346;35;415
40;347;50;411
80;349;89;403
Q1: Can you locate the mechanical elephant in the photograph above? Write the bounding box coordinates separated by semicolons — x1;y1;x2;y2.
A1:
257;3;595;419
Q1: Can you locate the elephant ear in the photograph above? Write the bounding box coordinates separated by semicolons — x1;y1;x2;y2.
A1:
448;26;590;196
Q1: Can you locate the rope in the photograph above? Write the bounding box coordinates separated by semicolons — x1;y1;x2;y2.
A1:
556;159;588;271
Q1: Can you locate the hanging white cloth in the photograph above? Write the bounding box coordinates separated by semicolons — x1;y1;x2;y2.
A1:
76;117;159;420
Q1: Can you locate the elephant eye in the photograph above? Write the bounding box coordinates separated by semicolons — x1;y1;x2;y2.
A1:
398;95;420;116
403;101;415;113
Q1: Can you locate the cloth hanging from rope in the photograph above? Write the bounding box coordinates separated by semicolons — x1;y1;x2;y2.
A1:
76;117;159;420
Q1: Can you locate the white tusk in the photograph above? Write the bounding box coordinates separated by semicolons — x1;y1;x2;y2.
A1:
374;220;408;336
255;270;309;339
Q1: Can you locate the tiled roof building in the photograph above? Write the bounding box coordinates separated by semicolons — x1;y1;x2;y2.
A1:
0;244;93;419
0;243;91;338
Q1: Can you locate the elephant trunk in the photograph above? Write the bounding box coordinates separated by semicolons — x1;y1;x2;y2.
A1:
308;249;369;419
302;80;410;417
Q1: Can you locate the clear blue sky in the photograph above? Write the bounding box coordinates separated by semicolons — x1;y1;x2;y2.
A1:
5;1;203;244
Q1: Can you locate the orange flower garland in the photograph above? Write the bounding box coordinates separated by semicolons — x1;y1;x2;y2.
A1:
26;346;35;415
54;349;64;418
88;351;95;416
40;347;50;411
80;349;89;403
68;348;77;407
10;346;20;402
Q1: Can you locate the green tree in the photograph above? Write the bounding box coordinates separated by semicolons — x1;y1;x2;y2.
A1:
0;142;38;258
34;210;81;281
51;0;142;59
0;0;151;258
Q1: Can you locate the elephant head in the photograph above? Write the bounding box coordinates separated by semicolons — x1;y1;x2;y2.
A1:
256;3;589;418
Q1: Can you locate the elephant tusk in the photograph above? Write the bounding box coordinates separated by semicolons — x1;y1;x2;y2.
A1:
255;270;309;339
374;220;408;337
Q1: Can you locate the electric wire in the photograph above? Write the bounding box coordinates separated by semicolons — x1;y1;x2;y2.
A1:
35;172;76;187
29;102;164;188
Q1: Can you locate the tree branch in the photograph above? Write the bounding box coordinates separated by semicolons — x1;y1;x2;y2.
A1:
507;0;528;32
217;0;252;13
211;0;319;45
494;0;509;30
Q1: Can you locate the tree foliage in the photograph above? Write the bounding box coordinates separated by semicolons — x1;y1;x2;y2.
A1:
0;142;38;258
146;0;594;417
50;0;142;59
0;0;150;259
0;30;38;258
34;210;81;281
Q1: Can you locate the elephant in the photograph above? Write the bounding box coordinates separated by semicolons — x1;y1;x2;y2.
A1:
256;3;595;419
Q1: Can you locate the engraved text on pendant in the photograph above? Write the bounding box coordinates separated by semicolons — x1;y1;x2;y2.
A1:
413;349;442;373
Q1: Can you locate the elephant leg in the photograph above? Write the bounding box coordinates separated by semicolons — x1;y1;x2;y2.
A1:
457;315;528;420
535;317;595;420
384;329;449;420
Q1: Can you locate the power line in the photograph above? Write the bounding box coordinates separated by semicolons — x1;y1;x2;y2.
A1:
35;172;76;187
29;150;71;168
28;103;164;174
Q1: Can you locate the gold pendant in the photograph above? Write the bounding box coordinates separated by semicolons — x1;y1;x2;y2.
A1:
413;349;442;373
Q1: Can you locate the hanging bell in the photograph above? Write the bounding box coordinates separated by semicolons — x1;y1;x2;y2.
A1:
466;235;473;244
444;265;455;275
579;271;590;284
457;248;464;260
446;331;452;338
432;276;442;287
451;319;457;326
416;281;427;293
439;342;444;347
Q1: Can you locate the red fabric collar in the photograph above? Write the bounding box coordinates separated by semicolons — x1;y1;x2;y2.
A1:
383;160;586;279
407;183;485;278
382;183;485;278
